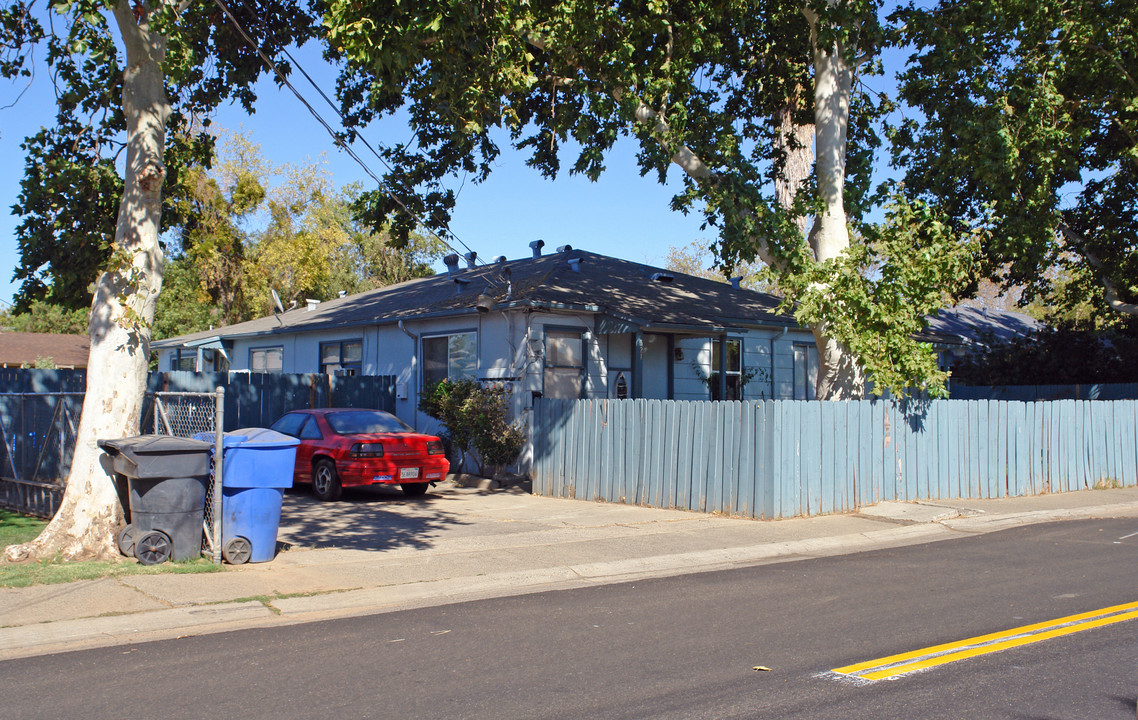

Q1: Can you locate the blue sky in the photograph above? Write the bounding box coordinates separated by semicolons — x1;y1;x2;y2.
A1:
0;40;712;309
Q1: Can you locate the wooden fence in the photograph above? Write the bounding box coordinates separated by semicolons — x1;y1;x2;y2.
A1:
531;398;1138;519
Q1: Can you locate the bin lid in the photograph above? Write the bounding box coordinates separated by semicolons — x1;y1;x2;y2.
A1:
194;428;299;449
97;434;213;479
98;435;214;455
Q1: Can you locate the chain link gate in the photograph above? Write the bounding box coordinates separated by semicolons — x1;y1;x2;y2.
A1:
143;388;226;563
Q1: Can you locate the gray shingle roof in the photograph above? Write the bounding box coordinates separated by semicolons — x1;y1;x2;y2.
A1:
154;249;795;347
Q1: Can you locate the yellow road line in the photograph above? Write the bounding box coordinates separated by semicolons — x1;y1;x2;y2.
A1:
833;600;1138;682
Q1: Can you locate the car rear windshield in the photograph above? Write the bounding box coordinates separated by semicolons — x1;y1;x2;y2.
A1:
326;411;412;435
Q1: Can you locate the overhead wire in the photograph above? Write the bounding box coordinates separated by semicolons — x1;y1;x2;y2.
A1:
208;0;501;287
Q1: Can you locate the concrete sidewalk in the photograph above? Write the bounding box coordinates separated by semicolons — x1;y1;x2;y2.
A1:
4;482;1138;661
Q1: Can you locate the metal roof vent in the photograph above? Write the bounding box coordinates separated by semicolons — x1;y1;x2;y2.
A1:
495;255;507;265
464;251;478;269
568;257;582;272
729;276;742;289
529;239;545;258
443;253;460;277
453;277;471;295
306;298;321;311
651;272;674;284
556;244;573;253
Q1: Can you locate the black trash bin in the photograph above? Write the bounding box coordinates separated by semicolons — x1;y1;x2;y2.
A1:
98;435;214;565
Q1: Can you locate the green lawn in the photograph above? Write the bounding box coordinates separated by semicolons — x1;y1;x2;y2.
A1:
0;509;223;588
0;509;47;548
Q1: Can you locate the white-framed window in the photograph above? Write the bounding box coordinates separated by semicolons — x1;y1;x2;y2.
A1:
422;331;477;387
321;340;363;376
250;346;283;373
543;328;585;399
793;343;819;400
710;338;743;401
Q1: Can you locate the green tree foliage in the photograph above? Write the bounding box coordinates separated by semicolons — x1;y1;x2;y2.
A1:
158;132;447;337
891;0;1138;327
322;0;973;398
151;256;215;341
0;299;89;334
419;379;526;476
952;328;1138;386
1;1;317;313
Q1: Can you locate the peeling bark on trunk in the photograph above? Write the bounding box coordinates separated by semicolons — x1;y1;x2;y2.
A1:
774;99;815;241
806;6;865;401
4;2;169;563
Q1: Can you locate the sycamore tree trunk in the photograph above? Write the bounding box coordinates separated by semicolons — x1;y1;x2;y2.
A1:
4;1;169;562
805;6;865;400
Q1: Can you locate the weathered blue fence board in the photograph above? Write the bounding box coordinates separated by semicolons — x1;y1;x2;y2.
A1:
531;397;1138;520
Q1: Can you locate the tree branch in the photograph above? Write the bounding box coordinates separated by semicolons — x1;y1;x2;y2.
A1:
1060;223;1138;316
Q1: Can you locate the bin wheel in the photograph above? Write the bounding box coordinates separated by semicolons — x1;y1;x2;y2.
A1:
223;537;252;565
312;459;342;501
401;482;429;497
117;525;136;558
135;531;172;566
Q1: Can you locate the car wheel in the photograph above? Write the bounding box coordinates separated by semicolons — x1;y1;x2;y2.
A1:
312;459;343;501
401;482;429;497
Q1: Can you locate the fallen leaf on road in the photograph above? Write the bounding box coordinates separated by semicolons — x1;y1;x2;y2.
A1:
753;666;771;672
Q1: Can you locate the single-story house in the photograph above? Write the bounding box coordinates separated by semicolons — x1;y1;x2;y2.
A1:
152;244;1036;445
0;332;90;369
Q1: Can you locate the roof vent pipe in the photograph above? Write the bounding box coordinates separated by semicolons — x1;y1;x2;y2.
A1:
443;253;460;277
453;277;470;295
529;239;545;258
464;251;478;269
306;298;321;311
495;255;507;265
556;244;573;253
729;276;742;289
568;257;582;272
651;272;674;284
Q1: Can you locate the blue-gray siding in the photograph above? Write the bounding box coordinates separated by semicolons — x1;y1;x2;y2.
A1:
531;398;1138;518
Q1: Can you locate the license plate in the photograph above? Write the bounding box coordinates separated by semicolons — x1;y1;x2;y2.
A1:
399;467;420;479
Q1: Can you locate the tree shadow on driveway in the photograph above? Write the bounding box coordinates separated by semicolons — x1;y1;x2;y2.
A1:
276;484;471;553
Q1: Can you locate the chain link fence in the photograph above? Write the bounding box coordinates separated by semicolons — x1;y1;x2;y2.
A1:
141;389;225;563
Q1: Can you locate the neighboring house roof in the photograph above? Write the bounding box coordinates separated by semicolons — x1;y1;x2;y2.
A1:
921;305;1041;348
0;332;90;368
154;248;798;349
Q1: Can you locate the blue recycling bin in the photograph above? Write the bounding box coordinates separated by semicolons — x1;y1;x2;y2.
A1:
197;428;299;564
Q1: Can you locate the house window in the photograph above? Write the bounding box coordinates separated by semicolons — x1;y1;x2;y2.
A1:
710;338;743;401
321;340;363;376
544;328;585;399
170;351;195;371
793;343;819;400
250;347;283;373
422;332;477;387
169;349;228;372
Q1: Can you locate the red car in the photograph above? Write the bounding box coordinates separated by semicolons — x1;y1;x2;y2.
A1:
269;409;449;501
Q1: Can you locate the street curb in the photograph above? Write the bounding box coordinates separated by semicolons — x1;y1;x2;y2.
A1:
3;501;1138;661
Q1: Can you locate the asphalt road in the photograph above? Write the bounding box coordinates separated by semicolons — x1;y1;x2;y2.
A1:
4;518;1137;719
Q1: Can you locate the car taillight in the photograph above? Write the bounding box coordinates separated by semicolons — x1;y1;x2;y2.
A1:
351;443;385;458
427;440;444;455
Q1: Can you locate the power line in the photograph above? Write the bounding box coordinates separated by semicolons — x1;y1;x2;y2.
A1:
208;0;499;285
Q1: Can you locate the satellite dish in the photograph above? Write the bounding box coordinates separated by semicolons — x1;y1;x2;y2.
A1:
270;288;285;314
